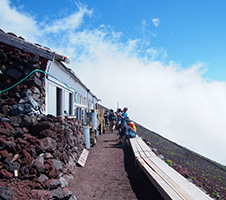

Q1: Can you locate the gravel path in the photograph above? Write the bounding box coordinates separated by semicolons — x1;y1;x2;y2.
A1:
69;130;164;200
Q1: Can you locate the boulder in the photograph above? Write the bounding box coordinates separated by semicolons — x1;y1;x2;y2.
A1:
44;160;60;179
23;134;40;144
4;160;20;172
33;156;45;174
27;76;42;87
44;153;53;159
31;189;52;200
10;115;22;127
31;87;41;101
13;127;24;137
63;174;74;184
19;96;38;110
51;188;66;199
69;195;78;200
0;187;14;200
40;137;57;152
10;103;34;116
0;105;10;116
30;122;52;136
26;57;41;70
21;89;32;97
45;179;61;190
51;159;63;171
63;187;73;198
37;174;49;185
20;114;34;127
6;68;22;80
59;176;68;188
19;166;29;179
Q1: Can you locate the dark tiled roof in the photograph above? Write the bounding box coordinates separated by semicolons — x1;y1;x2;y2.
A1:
0;30;55;60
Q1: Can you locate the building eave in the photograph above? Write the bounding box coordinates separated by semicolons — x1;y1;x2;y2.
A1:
0;31;55;61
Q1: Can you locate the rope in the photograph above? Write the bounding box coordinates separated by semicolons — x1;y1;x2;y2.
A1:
0;69;77;103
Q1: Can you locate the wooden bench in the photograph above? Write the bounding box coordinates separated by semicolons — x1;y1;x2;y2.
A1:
129;136;212;200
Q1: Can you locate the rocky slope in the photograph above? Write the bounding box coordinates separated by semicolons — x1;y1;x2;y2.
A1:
0;114;85;200
136;123;226;199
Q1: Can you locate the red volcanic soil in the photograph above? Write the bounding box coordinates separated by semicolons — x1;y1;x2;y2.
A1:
69;130;164;200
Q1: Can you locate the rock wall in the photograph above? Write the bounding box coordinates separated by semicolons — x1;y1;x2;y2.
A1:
0;38;85;199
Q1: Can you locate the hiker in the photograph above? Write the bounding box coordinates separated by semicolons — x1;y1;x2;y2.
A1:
115;107;128;125
115;108;122;131
119;119;136;147
109;109;116;132
104;111;109;129
88;109;98;146
126;118;136;132
90;109;98;133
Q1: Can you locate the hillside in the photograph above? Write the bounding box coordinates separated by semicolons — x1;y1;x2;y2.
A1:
136;123;226;199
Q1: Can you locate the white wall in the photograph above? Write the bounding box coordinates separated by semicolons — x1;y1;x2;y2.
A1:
65;90;70;114
46;60;98;118
47;82;57;116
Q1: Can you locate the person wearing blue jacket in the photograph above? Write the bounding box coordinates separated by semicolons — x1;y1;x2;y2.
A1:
116;107;128;125
119;119;136;147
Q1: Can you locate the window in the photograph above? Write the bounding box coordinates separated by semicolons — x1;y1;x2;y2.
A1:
57;87;62;116
69;93;73;115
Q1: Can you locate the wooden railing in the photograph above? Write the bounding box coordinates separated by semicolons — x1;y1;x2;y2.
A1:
129;136;213;200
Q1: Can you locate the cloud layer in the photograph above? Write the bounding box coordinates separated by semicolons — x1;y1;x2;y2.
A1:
1;0;226;165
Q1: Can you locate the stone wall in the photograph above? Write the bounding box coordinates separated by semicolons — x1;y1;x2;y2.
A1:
0;39;85;199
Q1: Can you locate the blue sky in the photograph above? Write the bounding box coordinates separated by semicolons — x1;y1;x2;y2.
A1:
1;0;226;165
10;0;226;81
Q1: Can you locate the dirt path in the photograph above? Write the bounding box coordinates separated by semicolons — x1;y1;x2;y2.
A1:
69;130;164;200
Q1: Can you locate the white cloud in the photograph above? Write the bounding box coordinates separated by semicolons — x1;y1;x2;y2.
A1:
0;0;40;42
65;28;226;165
152;18;160;27
1;0;226;166
74;51;226;165
0;0;93;44
43;3;93;34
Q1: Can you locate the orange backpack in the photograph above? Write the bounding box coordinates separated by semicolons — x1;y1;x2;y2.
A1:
129;122;136;132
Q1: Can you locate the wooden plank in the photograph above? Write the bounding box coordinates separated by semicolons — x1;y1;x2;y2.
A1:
135;139;211;199
134;139;186;198
77;149;89;167
129;137;141;159
137;157;183;200
149;156;212;200
129;137;212;200
142;156;191;199
131;139;183;199
130;137;183;199
136;137;156;157
131;137;147;158
136;140;188;198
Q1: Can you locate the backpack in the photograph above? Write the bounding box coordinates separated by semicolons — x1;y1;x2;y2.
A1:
109;112;116;121
129;122;136;132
